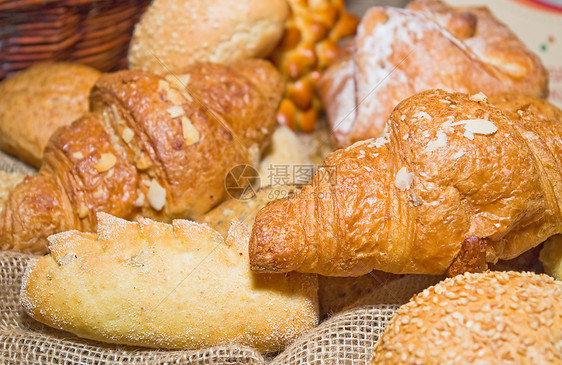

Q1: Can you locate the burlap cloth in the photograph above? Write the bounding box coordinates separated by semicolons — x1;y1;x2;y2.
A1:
0;150;415;364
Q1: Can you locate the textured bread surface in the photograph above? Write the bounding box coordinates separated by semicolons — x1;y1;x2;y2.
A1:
20;213;318;353
250;89;562;276
371;271;562;364
128;0;288;74
0;62;101;167
319;0;548;147
269;0;358;132
0;59;283;254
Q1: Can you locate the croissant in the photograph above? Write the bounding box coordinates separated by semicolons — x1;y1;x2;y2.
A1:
249;89;562;276
21;212;318;353
318;0;548;147
0;59;283;254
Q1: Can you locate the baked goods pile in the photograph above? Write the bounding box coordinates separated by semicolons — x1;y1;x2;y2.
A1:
319;0;548;147
0;0;561;361
0;59;282;254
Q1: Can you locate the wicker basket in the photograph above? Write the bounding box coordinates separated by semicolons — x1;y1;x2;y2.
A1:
0;0;151;79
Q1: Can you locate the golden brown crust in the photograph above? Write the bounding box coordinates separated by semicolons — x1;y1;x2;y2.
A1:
0;62;101;167
0;60;283;254
21;213;318;353
371;271;562;364
446;235;487;277
319;0;548;147
249;89;562;276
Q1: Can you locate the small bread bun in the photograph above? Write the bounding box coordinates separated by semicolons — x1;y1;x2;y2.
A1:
372;271;562;364
0;62;100;167
128;0;289;74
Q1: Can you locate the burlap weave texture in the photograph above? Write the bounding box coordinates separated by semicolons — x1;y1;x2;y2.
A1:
0;251;400;364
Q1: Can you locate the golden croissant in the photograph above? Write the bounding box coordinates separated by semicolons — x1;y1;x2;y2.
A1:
21;213;318;353
250;89;562;277
0;59;283;254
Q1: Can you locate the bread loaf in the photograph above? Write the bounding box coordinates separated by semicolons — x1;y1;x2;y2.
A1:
21;213;318;353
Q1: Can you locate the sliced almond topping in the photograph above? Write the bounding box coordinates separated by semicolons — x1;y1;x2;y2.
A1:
147;180;166;211
425;131;448;153
177;74;191;85
182;90;193;102
167;88;183;105
134;192;145;207
167;105;185;118
77;205;89;219
72;152;84;160
464;119;497;135
158;79;170;93
470;92;488;102
464;130;475;140
95;153;116;172
122;127;134;143
181;117;200;145
165;74;182;88
395;167;414;191
413;111;432;121
452;149;466;159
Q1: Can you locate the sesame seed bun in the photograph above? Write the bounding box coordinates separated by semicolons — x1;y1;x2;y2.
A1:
128;0;289;74
371;271;562;364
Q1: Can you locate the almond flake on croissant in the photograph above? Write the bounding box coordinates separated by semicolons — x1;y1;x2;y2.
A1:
20;212;318;353
0;59;283;254
249;89;562;277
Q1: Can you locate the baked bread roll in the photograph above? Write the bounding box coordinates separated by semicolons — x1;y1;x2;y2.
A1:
21;212;318;353
371;271;562;364
249;89;562;276
0;59;282;254
0;62;100;167
128;0;288;74
318;0;549;147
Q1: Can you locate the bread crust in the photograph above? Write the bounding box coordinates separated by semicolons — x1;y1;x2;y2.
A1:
318;0;548;147
20;213;318;353
249;89;562;276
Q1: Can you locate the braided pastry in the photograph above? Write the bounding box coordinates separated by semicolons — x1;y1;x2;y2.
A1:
270;0;359;132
